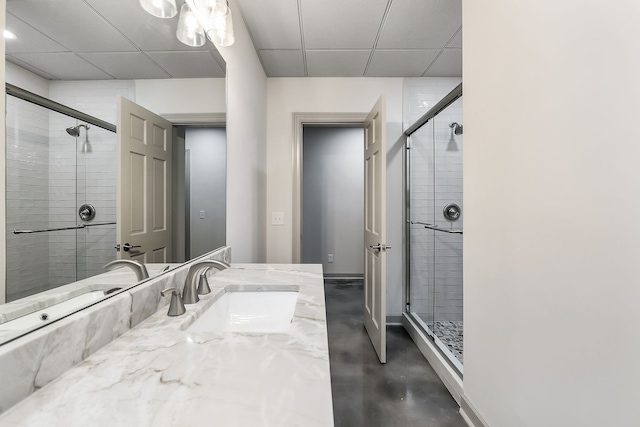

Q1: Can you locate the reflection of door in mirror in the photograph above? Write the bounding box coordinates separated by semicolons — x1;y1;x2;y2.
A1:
117;97;173;265
6;96;117;303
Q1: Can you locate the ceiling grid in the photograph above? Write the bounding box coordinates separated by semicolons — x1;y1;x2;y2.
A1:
5;0;461;80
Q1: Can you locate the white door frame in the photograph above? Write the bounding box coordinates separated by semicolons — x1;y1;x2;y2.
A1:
292;113;368;263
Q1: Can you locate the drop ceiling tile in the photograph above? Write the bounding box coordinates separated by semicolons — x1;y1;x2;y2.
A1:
79;53;171;79
306;50;370;77
10;53;113;80
424;49;462;77
7;0;137;52
84;0;208;52
366;50;439;77
146;51;225;78
259;50;305;77
301;0;388;49
377;0;462;49
5;13;68;54
447;28;462;48
6;57;59;80
237;0;302;49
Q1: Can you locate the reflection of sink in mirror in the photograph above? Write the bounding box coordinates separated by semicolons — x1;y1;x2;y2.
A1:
0;290;107;332
188;288;299;334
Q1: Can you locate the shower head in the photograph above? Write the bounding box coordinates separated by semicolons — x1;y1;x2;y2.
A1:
449;122;463;135
66;124;90;137
66;126;79;137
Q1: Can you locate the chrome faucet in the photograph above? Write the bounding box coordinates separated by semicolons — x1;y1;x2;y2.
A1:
182;260;230;304
103;259;150;281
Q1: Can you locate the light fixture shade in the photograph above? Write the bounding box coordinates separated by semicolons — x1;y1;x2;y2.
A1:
207;1;235;46
176;3;206;47
139;0;178;19
192;0;214;15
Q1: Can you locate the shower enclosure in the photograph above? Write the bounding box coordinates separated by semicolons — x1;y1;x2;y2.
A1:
5;86;118;302
405;83;463;374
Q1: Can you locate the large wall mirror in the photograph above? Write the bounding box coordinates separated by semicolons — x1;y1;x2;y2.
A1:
1;0;227;343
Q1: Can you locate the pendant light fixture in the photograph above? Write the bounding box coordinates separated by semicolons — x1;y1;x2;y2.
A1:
139;0;178;19
207;0;234;47
140;0;235;47
176;3;206;47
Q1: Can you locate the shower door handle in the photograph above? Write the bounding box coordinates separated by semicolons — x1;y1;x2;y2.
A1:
122;243;141;252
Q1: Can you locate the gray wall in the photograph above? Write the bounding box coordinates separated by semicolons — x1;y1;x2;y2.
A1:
302;126;364;275
185;127;226;259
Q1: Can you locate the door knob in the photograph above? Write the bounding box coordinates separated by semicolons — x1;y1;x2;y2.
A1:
122;243;141;252
369;244;392;252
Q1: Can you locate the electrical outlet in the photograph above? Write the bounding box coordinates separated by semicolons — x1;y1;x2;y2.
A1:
328;254;334;263
271;212;285;226
199;210;205;219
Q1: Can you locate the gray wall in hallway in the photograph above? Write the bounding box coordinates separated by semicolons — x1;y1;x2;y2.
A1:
302;126;364;275
186;127;226;259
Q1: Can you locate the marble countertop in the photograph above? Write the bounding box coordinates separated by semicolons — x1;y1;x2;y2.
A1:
0;264;334;427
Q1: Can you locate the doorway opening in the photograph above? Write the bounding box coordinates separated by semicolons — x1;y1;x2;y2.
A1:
301;125;364;278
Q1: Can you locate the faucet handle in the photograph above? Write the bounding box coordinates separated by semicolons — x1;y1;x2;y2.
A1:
161;287;186;317
197;267;212;295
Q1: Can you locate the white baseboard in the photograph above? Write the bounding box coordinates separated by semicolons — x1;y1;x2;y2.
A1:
402;313;464;404
460;394;490;427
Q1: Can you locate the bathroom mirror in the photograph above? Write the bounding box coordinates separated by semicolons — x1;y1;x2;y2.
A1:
1;0;227;344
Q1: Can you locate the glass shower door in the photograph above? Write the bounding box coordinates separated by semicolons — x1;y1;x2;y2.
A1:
6;97;117;302
407;95;464;373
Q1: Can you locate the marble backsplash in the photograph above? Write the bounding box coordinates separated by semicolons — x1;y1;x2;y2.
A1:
0;247;231;413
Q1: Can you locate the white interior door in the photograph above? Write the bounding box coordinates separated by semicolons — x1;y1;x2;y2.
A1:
117;96;173;263
364;96;387;363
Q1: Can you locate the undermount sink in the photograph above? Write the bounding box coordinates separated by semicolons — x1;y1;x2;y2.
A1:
187;285;299;333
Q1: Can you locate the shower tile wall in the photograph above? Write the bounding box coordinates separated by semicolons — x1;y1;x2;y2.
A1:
404;78;463;322
6;96;51;300
49;81;135;283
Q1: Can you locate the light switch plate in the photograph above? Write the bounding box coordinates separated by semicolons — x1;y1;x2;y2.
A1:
271;211;285;226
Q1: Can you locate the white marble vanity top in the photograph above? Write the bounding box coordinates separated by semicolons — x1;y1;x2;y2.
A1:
0;264;334;427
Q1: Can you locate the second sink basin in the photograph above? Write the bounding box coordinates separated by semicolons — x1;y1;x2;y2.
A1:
187;285;299;333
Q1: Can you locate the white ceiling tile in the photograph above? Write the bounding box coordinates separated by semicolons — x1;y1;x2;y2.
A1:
306;50;370;77
366;50;440;77
259;50;305;77
10;53;113;80
78;53;171;79
424;49;462;77
237;0;302;49
5;13;68;54
377;0;462;49
447;28;462;48
146;51;225;78
6;57;59;80
7;0;137;52
83;0;209;52
301;0;388;49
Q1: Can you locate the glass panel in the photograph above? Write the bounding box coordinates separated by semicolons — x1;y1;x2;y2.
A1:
75;121;117;281
432;98;464;371
408;121;436;331
405;83;463;373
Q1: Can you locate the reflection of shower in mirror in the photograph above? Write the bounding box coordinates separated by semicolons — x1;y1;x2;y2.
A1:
449;122;463;135
66;124;91;152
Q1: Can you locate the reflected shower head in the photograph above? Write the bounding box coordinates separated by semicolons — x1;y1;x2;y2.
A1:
66;126;79;137
449;122;463;135
66;124;90;137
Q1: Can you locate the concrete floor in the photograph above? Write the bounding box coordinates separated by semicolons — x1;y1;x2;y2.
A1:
324;278;467;427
